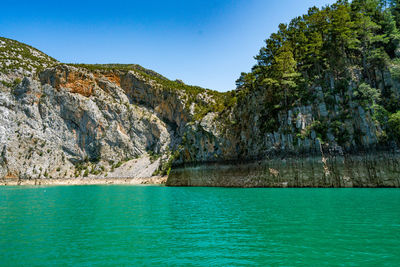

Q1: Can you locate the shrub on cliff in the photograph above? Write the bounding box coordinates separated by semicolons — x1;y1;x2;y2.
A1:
353;83;381;107
388;111;400;143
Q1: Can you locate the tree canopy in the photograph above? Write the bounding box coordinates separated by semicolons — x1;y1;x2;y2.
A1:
237;0;400;113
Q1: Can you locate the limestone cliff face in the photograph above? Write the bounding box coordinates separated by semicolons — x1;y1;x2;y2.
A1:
178;112;238;163
233;87;381;158
1;37;399;187
177;71;400;164
40;65;97;97
0;43;225;180
120;71;191;132
169;65;400;187
0;65;174;179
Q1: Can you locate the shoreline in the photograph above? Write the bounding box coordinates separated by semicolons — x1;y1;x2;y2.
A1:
0;176;168;186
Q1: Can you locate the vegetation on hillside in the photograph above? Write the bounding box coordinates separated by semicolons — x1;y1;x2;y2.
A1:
236;0;400;145
0;36;58;76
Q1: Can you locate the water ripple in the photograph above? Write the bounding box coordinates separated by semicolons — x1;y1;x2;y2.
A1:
0;186;399;266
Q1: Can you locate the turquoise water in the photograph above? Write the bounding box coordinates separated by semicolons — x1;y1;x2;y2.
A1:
0;186;399;266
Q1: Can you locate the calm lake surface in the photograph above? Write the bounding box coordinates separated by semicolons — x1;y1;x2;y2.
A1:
0;186;399;266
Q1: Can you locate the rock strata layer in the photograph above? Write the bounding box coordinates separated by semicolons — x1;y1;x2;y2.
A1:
167;153;400;187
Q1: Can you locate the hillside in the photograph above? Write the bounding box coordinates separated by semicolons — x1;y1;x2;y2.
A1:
0;37;232;180
230;0;400;157
0;37;58;88
177;0;400;165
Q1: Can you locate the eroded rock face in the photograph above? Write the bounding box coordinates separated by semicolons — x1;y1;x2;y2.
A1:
177;82;390;164
231;88;383;158
178;112;238;163
0;65;174;179
120;71;191;131
40;65;96;97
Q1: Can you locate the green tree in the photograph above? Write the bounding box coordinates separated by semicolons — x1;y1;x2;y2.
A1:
269;44;301;106
388;111;400;142
353;82;381;106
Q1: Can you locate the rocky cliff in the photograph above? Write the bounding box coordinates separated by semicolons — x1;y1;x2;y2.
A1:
0;65;171;179
171;0;400;168
0;37;225;180
176;73;400;164
0;35;399;187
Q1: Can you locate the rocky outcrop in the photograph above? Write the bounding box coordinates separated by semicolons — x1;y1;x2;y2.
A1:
40;65;96;97
0;64;175;180
178;112;238;162
120;71;191;131
177;78;396;164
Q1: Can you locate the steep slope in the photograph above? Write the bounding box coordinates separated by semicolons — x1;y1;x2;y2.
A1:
168;0;400;187
0;37;57;88
176;0;400;165
0;38;229;180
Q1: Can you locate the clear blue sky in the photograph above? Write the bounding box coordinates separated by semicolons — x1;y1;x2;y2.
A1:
1;0;335;91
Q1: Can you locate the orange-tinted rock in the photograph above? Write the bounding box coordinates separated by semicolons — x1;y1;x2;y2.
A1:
40;65;96;97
